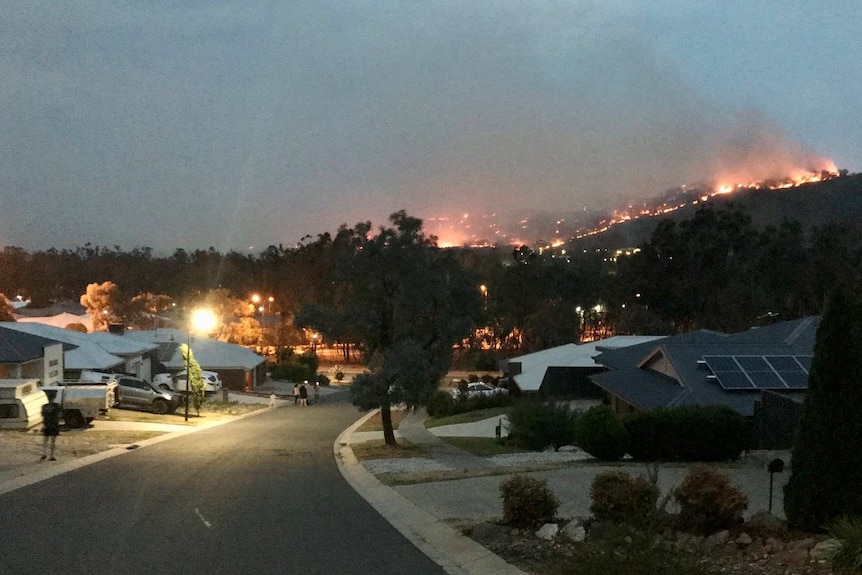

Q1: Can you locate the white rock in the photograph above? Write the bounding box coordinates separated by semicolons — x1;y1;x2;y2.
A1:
561;519;586;542
535;523;559;541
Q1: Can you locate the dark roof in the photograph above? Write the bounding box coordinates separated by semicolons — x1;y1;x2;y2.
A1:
0;326;75;363
590;317;819;417
13;300;87;318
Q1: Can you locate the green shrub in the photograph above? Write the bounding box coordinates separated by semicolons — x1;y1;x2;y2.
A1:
673;465;747;534
827;515;862;569
468;373;480;383
315;373;331;386
624;406;749;462
576;405;628;461
506;400;578;451
589;470;659;525
425;389;512;418
425;390;457;417
500;474;559;528
334;369;345;382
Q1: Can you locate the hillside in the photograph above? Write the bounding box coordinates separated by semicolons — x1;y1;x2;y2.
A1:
570;172;862;251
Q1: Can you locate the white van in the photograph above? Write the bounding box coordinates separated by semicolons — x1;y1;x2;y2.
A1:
0;379;48;430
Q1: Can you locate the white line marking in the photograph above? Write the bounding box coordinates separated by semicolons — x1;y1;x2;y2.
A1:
195;508;212;528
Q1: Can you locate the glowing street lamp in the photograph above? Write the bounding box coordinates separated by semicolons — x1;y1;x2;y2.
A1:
184;308;217;422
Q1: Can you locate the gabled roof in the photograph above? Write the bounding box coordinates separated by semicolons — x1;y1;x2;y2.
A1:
1;322;157;356
0;322;127;371
16;312;94;332
509;336;666;392
590;317;820;417
124;329;265;371
0;326;73;363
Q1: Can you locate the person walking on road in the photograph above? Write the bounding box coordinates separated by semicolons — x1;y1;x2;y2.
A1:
292;383;299;405
299;381;309;407
40;394;61;461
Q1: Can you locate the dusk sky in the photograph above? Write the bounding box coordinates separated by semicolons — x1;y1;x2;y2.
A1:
2;1;860;253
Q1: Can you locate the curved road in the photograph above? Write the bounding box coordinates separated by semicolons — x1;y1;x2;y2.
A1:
0;391;447;575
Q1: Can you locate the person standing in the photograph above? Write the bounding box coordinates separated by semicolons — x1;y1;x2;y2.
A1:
314;381;320;404
292;383;300;405
268;392;277;408
40;395;61;461
299;381;308;407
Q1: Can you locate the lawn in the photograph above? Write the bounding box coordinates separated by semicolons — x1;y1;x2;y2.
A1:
102;401;265;425
356;408;410;432
425;406;511;428
439;436;527;456
350;438;424;460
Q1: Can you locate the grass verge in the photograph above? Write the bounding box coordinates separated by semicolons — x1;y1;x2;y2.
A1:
439;436;527;456
425;407;510;428
350;438;425;460
355;409;410;432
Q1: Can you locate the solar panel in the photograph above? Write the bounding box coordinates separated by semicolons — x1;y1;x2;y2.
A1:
795;355;813;371
703;354;811;391
736;356;770;372
703;356;741;372
715;372;755;389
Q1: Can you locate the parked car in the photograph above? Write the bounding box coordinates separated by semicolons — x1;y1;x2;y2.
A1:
156;370;222;394
451;382;507;399
112;376;180;415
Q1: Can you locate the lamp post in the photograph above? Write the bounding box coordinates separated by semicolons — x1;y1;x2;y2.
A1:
184;308;217;422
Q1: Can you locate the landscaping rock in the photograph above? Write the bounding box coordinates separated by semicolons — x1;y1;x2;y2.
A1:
735;532;753;546
561;519;586;543
809;539;839;561
535;523;559;541
745;511;789;535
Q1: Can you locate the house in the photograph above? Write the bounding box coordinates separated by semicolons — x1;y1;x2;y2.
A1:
0;326;70;385
503;336;666;397
0;322;157;380
124;329;267;392
589;317;819;448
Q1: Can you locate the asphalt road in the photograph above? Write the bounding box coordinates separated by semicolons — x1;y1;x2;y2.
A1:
0;391;447;575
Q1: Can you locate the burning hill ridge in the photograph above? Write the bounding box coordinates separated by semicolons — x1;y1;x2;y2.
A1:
574;166;844;241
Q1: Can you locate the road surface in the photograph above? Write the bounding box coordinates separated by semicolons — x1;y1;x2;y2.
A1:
0;391;448;575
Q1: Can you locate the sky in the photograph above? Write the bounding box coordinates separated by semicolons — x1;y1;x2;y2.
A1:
2;1;860;253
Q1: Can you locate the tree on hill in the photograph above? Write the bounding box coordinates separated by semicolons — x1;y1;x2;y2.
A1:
784;285;862;530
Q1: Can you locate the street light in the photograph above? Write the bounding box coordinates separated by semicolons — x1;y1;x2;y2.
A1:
184;308;217;422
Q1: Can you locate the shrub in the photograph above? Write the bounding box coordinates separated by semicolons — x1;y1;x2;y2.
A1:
589;470;659;525
315;373;331;386
576;405;628;461
334;369;345;382
424;390;512;418
624;406;749;462
425;390;457;418
500;474;559;528
468;373;480;383
673;465;748;534
506;400;578;451
826;515;862;569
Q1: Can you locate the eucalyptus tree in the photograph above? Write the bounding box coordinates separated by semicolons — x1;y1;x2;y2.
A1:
298;211;481;444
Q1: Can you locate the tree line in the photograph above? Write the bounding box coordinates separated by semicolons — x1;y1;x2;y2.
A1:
2;204;861;357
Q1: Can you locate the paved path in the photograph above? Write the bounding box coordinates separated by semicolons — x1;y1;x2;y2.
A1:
397;409;499;470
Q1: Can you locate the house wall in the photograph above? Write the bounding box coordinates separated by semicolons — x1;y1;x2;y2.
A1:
538;366;604;398
220;368;250;391
42;343;63;384
609;394;638;416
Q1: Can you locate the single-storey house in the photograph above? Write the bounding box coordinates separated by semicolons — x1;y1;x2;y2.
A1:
589;317;819;448
124;329;267;392
0;326;70;385
0;322;157;380
503;336;666;397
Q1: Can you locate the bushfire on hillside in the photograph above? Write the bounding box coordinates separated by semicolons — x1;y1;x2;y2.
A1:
426;164;843;248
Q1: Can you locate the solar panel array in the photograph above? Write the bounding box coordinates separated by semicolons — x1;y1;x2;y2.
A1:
702;355;812;390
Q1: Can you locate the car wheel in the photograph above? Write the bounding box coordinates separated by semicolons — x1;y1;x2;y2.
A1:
152;399;169;415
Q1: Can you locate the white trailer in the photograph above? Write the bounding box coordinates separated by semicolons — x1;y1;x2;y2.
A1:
0;379;48;430
44;382;117;428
